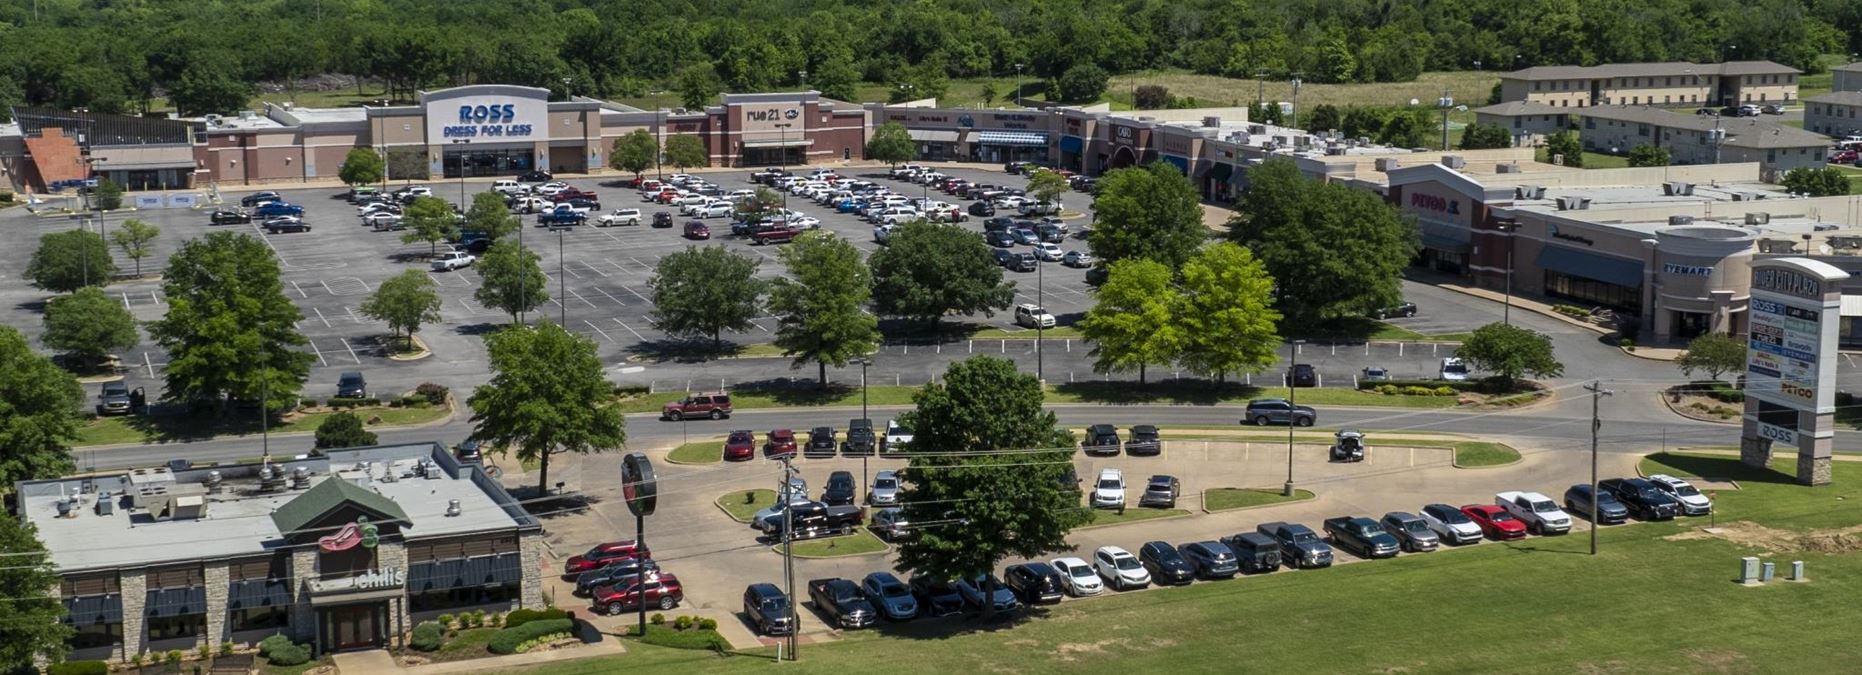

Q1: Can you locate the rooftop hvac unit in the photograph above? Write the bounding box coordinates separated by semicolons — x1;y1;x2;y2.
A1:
291;466;311;489
1202;116;1222;128
132;485;170;509
1374;158;1401;172
258;464;288;492
1272;135;1291;147
127;467;176;489
1294;135;1313;148
1556;196;1592;210
1746;212;1771;225
1441;154;1467;169
1515;185;1548;200
1326;144;1347;156
1248;124;1267;135
445;499;462;517
1662;181;1698;196
151;492;208;522
1669;215;1696;225
94;492;115;516
1496;163;1521;174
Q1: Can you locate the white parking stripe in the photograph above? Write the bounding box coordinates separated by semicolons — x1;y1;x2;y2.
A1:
578;260;610;277
610;317;646;341
289;280;309;298
566;287;598;308
144;352;155;378
312;307;333;328
120;292;132;310
559;264;584;280
344;306;365;323
341;339;361;363
592;286;628;307
583;320;615;343
319;279;336;295
306;340;328;367
620;284;652;304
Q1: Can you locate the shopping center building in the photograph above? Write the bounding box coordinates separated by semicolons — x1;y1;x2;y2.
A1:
18;443;543;661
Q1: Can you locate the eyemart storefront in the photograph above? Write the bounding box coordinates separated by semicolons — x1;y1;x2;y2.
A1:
367;85;603;179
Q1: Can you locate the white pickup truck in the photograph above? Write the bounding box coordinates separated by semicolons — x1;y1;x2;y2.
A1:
1496;491;1573;535
430;251;476;272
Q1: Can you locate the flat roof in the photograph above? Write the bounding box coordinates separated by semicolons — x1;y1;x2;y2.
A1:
18;443;529;573
1807;91;1862;107
277;106;367;125
1579;106;1830;148
1504;60;1798;80
1472;101;1568;117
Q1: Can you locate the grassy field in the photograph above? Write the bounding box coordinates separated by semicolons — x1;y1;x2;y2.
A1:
1827;165;1862;193
426;627;499;663
628;625;730;651
716;489;776;523
1367;323;1472;343
1085;507;1190;528
76;403;450;447
518;451;1862;674
1452;441;1522;467
667;440;724;464
1202;487;1314;512
785;529;889;558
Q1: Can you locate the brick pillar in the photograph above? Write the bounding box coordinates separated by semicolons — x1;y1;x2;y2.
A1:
375;539;409;646
203;562;229;648
518;531;545;609
289;549;317;645
119;571;147;662
1799;410;1834;486
1739;396;1772;469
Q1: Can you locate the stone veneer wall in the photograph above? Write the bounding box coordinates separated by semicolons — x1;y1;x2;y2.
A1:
203;563;229;647
288;549;317;644
118;571;146;660
519;531;545;609
375;539;409;648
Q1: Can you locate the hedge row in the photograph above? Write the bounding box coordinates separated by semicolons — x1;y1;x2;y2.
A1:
1372;384;1457;397
504;607;569;629
326;396;383;408
1355;379;1482;392
257;634;310;666
487;618;575;655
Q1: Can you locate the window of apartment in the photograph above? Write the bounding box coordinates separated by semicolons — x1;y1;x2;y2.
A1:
1768;150;1777;163
1534;82;1542;92
1761;93;1768;102
62;573;120;597
1638;124;1650;137
1665;77;1672;86
1665;95;1672;104
230;606;289;633
1585;117;1596;129
1514;118;1522;129
147;614;206;641
70;622;123;650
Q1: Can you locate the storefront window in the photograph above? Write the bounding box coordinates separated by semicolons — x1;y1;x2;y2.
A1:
1544;270;1641;312
69;621;123;649
230;606;289;632
443;148;534;178
408;583;518;613
147;614;206;641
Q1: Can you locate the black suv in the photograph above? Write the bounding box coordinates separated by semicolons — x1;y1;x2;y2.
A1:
1178;541;1240;580
519;170;554;182
1126;425;1162;455
210;208;252;225
1083;424;1122;456
985;230;1016;248
1006;252;1038;272
1003;562;1064;604
843;418;876;455
1138;541;1196;585
1244;399;1315;426
336;371;368;398
651;211;674;228
1373;302;1418;319
1289;363;1318;387
743;583;794;635
1599;478;1680;521
805;426;837;457
1563;484;1629;525
822;471;857;507
969;201;996;217
982;216;1015;233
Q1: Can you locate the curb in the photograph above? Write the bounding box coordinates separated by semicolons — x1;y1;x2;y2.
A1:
1450;448;1525;470
1619;345;1682;362
1199;488;1316;515
1076;508;1195;530
662;440;724;466
714;489;775;524
388;335;434;362
1425;282;1611;336
72;396;458;451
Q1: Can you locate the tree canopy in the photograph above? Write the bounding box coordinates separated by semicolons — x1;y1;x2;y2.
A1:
1175;243;1282;382
400;196;457;256
361;270;443;352
768;231;880;386
110;218;161;277
1677;332;1746;382
26;229;116;293
869;220;1015;330
866;122;915;166
0;325;83;489
1086;162;1206;269
1782;166;1852;197
147;231;313;412
1626;143;1671;167
468;321;625;495
1458;122;1515;150
1026;169;1069;205
612;128;658;177
649;246;765;349
1055;63;1109;102
1455;322;1563;389
1546;130;1584;167
315;411;378;450
0;516;72;671
465;191;519;240
1077;258;1182;383
339;148;385;187
474;239;550;323
41;287;140;371
663;134;708;171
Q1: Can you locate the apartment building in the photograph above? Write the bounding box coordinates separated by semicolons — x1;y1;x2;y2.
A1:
1577;106;1828;176
1499;61;1800;108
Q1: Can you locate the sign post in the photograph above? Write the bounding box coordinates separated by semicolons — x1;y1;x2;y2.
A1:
1740;258;1848;485
620;453;658;637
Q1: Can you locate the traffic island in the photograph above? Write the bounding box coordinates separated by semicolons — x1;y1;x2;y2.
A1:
716;489;776;523
775;529;890;559
1202;488;1316;513
666;440;724;464
1081;507;1192;529
387;333;433;361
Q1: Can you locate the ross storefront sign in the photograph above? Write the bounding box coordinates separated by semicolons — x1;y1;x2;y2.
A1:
444;104;535;139
1757;422;1797;445
425;92;548;144
1753;268;1822;299
1409;193;1461;216
354;567;405;591
1548;224;1594;246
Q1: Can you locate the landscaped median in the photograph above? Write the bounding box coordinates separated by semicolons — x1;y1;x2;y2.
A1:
1202;487;1315;512
1121;427;1523;468
1083;507;1191;528
666;440;725;464
716;489;776;523
75;397;453;447
779;529;890;558
614;380;1476;415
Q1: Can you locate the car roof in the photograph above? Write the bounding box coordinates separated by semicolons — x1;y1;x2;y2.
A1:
811;426;833;433
339;371;363;379
1147;475;1175;484
1097;468;1121;478
1384;511;1421;522
1052;556;1088;567
1089;424;1117;433
1249;398;1289;405
875;469;896;478
1131;424;1158;433
1096;545;1133;557
1463;504;1504;513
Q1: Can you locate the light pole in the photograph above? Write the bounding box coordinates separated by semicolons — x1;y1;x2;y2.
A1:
1255;71;1267;106
553;225;569;326
1585;381;1613;556
1036;256;1045;383
1289;76;1303;128
852;357;871;502
1283;339;1305;497
1014;63;1024;105
1495;218;1517;324
451;138;471;206
774;122;793;210
778;455;799;661
1438;90;1454;150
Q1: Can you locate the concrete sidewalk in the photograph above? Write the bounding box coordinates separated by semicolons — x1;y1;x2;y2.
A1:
328;639;629;675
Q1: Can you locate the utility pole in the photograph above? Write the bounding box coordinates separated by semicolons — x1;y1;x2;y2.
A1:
1289;76;1303;127
779;455;799;661
854;358;871;502
1255;72;1267;106
1495;219;1518;325
1035;259;1044;383
1586;381;1613;556
1283;339;1305;497
555;226;568;326
1438;89;1454;151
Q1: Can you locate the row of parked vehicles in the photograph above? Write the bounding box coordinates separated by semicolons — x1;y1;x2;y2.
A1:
208;191;313;233
560;539;687;616
739;475;1716;634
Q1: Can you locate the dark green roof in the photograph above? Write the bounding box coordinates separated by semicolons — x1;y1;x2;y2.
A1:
270;477;411;537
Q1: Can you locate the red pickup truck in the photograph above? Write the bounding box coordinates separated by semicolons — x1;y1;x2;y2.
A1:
552;187;599;203
751;224;803;245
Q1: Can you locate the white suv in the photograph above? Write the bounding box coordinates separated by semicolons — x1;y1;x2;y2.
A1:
1093;546;1152;591
1014;304;1056;329
1439;357;1470;381
1646;474;1713;516
1091;469;1125;508
1049;557;1103;596
1496;491;1573;535
597;208;642;227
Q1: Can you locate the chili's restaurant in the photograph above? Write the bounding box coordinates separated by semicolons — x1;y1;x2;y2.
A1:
18;443;543;661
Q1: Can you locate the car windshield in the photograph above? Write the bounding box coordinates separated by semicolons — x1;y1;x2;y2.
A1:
1148;481;1171;491
1097;479;1121;489
875;478;897;489
1444;362;1469;374
1115;557;1142;570
1403;520;1428;533
1531;500;1557;512
1674;485;1701;497
1434;508;1471;524
1290;531;1318;544
1069;566;1095;579
1639;489;1667;501
1490;511;1517;522
880;583;909;597
761;597;789;611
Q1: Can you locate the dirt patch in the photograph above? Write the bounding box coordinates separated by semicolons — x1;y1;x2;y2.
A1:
1574;661;1635;675
1665;521;1862;554
1053;639;1125;661
1683;648;1752;673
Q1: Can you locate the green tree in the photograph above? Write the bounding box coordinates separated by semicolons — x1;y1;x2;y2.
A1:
648;246;765;349
1379;109;1432;148
869;220;1015;332
361;270;442;353
110;218;160;277
0;325;83;487
467;321;626;495
1677;332;1746;383
314;411;378;450
1781;166;1852;196
474;240;549;324
0;516;73;670
338;148;385;187
388;148;429;182
1026;169;1068;206
768;231;880;387
894;355;1087;618
148;231;313;412
1078;259;1181;383
676;63;722;109
1626;143;1670;167
980;82;1000;107
663;134;708;172
1086;162;1206;269
735;187;784;223
1546;130;1584;167
611;129;658;178
811;52;861;103
168;60;251;116
1175;243;1281;382
1055;63;1109;102
1458;122;1514;150
41;287;139;371
465;191;519;240
26;229;116;293
1455;322;1563;390
92;178;123;211
400;196;456;257
1306;103;1342;133
865;122;915;167
1228;159;1417;327
1132;84;1170;109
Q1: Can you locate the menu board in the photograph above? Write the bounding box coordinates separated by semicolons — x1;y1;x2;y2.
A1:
1747;296;1821;407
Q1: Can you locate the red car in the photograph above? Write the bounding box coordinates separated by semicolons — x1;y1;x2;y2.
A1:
1461;504;1527;541
724;430;756;462
683;221;710;240
764;429;797;458
1830;149;1859;164
551;187;599;203
592;573;683;615
563;540;649;576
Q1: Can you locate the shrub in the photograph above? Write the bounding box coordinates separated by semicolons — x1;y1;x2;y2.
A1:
436;613;455;629
415;382;449;405
468;610;486;628
299;397;319;409
196;644;210;660
266;643;311;667
1619;337;1634;348
698;618;718;631
401;395;427;408
504;607;569;629
1375;384;1397;395
488;618;575;655
487;612;502;627
220;641;235;657
1400;385;1435;396
327;396;382;408
165;650;182;664
673;615;694;630
1433;386;1455;396
409;621;446;652
49;661;110;675
650;613;666;625
0;191;15;203
257;634;293;658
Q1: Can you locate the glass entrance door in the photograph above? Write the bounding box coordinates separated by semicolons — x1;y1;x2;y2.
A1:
328;604;381;651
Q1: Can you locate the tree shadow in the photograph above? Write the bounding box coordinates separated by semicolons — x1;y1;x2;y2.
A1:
15;299;46;314
877;319;992;344
454;322;504;337
628;339;749;364
862;605;1049;641
119;405;284;444
1285;317;1382;343
1051;380;1263;406
726;378;859;406
1643;451;1797;485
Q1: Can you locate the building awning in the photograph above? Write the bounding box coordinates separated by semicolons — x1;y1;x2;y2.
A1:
1537;247;1644;288
973;131;1048;146
145;586;207;618
1228;165;1249;187
1841;295;1862;317
1161;155;1190;174
908;129;960;143
741;138;812;148
1059;135;1084;153
227;580;293;610
1419;221;1471;252
64;594;123;625
409;553;523;592
96;159;199;172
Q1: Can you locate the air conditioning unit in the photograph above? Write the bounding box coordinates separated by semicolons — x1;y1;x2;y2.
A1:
1248;124;1267;135
1374;158;1401;172
1557;196;1592;210
1441;154;1467;169
1495;163;1521;174
1326;144;1346;156
1515;185;1549;200
1669;215;1696;225
1746;212;1771;225
1202;116;1222;128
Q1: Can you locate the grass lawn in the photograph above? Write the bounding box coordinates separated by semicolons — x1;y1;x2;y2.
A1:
1452;441;1522;467
1534;147;1630;169
425;627;499;663
1202;488;1314;512
1826;165;1862;195
627;625;730;651
258;657;334;675
1085;507;1190;528
1366;323;1472;343
964;326;1084;340
784;529;889;558
76;403;450;447
667;440;724;464
520;451;1862;674
716;489;775;523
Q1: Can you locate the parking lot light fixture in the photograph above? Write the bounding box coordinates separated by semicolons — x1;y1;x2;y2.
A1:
852;357;872;501
1284;339;1305;497
451;138;470;205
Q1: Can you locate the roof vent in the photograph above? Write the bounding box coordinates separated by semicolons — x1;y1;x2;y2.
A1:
1441;154;1467;169
1746;212;1771;225
204;470;222;492
291;466;311;489
258;464;288;492
1496;163;1521;174
445;499;462;517
1669;215;1696;225
55;496;75;518
1556;196;1592;210
1202;116;1222;128
1325;144;1346;156
1374;158;1401;172
1247;124;1267;135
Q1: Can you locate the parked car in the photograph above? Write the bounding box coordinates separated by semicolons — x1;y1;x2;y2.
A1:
209;208;252;225
1219;532;1282;574
1139;474;1180;508
985;229;1017;248
1244;399;1316;427
1563;484;1629;525
1090;546;1152;591
574;557;660;596
1737;104;1762;117
563;540;648;575
868;469;901;506
860;572;919;621
1126;425;1162;456
537;207;587;227
1440;357;1471;382
763;428;798;458
519;170;553;183
758;501;863;540
1379;512;1442;553
263;216;311;233
1373;302;1418;319
597;208;642;226
1172;541;1237;581
1006;252;1039;272
335;371;368;398
1091;468;1125;509
1598;478;1680;521
1361;367;1390;382
592;573;682;614
993;248;1015;267
955;574;1020;615
1049;557;1104;596
804;426;837;458
1289;363;1318;387
661;391;731;420
723;430;756;462
1062;250;1095;268
1083;424;1122;456
807;578;877;629
651;211;674;227
430;250;475;271
683;220;710;239
882;419;913;453
1034;242;1064;261
1258;521;1333;569
1014;303;1056;329
1419;503;1485;545
1497;491;1574;535
1461;504;1527;541
907;575;966;617
1762;103;1786;115
743;583;795;635
968;201;996;216
1646;474;1713;516
1003;562;1065;604
239;191;282;207
821;471;856;507
844;418;877;455
95;382;143;416
253;202;304;218
1322;516;1402;559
